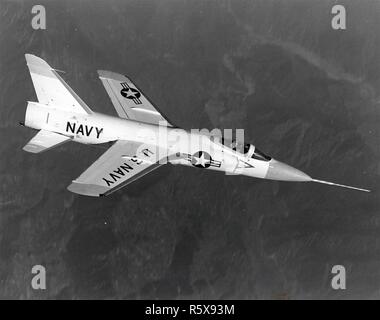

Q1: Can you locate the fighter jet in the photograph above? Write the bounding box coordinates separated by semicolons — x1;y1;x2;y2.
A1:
21;54;370;196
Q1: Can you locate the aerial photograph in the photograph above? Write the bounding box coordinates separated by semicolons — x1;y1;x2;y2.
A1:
0;0;379;301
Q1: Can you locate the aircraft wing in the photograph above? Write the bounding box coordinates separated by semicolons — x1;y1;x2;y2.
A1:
98;70;174;126
67;140;166;197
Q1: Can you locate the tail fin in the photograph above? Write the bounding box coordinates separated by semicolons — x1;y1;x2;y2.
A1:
23;130;71;153
25;54;92;114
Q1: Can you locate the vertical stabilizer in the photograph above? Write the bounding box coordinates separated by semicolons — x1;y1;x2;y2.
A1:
25;54;92;114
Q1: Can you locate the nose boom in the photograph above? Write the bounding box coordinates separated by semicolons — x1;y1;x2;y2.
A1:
265;160;311;182
264;160;370;192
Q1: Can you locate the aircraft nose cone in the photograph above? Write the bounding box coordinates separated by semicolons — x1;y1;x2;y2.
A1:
265;160;311;182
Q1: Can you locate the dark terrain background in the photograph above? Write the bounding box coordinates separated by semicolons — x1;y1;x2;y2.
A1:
0;0;379;299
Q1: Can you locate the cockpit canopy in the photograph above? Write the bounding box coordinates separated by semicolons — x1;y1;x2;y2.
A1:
245;144;272;161
215;137;272;162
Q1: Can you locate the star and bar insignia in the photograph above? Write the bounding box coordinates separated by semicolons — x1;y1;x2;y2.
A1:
120;82;142;105
188;151;221;168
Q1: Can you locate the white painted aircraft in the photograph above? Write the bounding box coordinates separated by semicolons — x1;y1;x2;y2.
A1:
21;54;370;196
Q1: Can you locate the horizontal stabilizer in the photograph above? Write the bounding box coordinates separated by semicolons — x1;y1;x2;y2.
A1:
23;130;71;153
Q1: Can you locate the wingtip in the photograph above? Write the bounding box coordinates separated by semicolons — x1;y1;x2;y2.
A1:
97;69;107;77
97;70;129;81
67;181;109;197
25;53;52;69
25;53;37;60
97;70;115;78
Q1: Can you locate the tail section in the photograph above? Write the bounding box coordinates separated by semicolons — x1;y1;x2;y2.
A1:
25;54;92;114
23;54;92;153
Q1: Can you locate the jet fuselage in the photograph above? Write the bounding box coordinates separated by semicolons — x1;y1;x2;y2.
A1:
25;101;308;181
